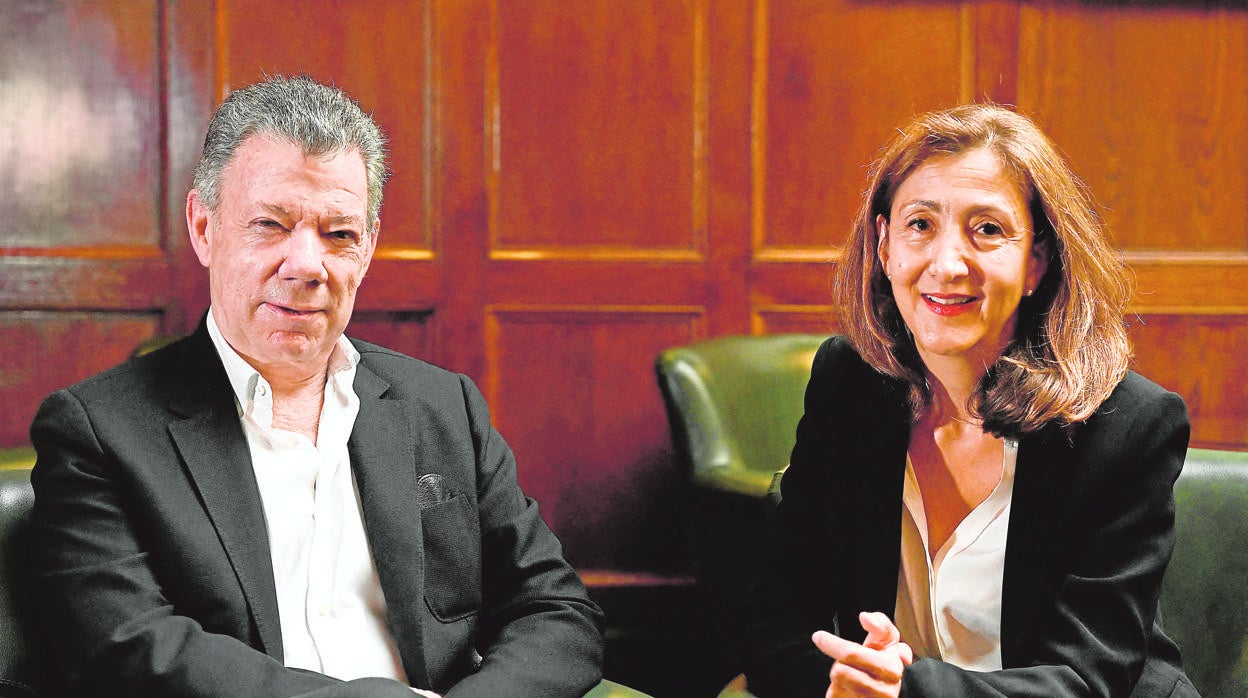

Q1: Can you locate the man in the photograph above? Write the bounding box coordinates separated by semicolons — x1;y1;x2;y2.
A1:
28;76;604;697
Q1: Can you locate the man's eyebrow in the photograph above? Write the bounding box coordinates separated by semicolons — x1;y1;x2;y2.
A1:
259;203;293;218
325;214;363;227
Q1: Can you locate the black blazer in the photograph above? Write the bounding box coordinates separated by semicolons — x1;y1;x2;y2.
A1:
745;336;1196;697
28;324;603;697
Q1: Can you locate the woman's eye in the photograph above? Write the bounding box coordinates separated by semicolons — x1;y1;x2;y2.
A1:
907;218;929;231
977;222;1003;236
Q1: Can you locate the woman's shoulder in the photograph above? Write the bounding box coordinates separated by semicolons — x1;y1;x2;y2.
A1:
1098;370;1188;421
812;334;872;374
807;335;909;416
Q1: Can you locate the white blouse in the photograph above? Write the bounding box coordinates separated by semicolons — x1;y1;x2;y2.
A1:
893;439;1018;671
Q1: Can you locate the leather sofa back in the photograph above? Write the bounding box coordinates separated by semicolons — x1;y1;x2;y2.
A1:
1162;448;1248;697
0;459;37;697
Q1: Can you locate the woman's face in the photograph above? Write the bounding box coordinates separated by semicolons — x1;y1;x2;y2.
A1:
877;147;1048;371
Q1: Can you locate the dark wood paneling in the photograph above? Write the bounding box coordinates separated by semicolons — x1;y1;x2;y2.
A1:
492;0;702;256
1017;4;1248;253
0;311;161;446
0;1;209;448
1131;314;1248;450
753;306;838;337
220;0;434;255
759;0;964;254
349;311;435;365
0;1;162;249
484;307;704;571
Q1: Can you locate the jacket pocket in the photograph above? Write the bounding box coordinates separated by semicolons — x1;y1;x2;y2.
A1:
421;494;482;622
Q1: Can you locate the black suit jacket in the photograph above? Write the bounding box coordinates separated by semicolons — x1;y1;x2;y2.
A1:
745;336;1196;697
28;324;603;697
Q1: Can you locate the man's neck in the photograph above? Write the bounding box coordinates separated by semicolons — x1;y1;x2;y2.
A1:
269;380;326;444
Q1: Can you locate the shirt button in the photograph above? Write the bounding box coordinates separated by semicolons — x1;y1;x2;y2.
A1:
318;605;330;617
257;385;267;397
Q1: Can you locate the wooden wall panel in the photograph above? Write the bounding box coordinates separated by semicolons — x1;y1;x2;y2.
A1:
0;1;211;449
220;0;434;255
0;1;161;249
1016;3;1248;451
484;308;704;571
1131;314;1248;450
491;0;703;257
758;0;965;256
752;306;838;336
348;311;435;364
1017;4;1248;253
0;311;161;446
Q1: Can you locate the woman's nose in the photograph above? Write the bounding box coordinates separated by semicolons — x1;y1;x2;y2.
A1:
928;229;970;280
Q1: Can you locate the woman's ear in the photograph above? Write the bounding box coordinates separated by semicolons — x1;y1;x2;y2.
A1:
876;214;891;276
1027;235;1051;294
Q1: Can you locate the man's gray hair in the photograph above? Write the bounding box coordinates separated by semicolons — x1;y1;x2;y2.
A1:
191;75;389;233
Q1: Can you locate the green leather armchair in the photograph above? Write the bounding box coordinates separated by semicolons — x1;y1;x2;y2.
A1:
0;451;37;698
1161;448;1248;697
655;334;826;691
0;451;650;698
656;334;824;498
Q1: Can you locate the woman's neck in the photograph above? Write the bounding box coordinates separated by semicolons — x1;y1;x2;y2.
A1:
921;354;989;426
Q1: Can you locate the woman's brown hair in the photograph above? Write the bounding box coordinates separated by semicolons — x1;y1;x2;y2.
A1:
834;103;1133;436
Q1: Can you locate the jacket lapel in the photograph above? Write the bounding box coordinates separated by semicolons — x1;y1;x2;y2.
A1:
349;361;429;688
166;326;285;659
1001;425;1075;667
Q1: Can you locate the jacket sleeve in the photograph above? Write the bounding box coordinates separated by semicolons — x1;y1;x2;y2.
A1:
440;375;605;698
28;389;416;698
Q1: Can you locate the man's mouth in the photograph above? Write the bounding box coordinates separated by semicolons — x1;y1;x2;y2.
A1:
267;302;320;316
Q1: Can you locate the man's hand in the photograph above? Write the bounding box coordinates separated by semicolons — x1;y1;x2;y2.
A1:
811;612;913;698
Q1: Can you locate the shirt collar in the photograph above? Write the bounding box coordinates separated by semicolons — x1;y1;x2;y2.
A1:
206;307;361;417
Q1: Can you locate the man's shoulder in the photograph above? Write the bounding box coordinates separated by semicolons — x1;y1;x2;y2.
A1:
62;335;197;401
349;337;468;391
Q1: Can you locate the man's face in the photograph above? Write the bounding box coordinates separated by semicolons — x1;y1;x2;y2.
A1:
186;135;376;378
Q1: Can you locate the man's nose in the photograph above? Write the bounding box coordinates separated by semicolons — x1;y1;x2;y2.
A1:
280;228;329;283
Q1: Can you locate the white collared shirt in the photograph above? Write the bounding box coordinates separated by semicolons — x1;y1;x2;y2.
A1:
894;439;1017;671
206;310;408;684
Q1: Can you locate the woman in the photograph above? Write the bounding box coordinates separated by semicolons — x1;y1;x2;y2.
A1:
744;104;1196;697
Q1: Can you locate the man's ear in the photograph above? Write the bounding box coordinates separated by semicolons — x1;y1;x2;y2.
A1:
186;190;212;268
360;219;380;278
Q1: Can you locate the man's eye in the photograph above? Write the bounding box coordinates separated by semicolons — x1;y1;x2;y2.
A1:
328;231;358;241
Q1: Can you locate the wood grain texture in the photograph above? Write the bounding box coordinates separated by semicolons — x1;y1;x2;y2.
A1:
758;0;965;255
490;0;704;256
0;1;162;249
0;311;161;446
219;0;434;256
484;307;704;570
1017;3;1248;253
1131;314;1248;450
